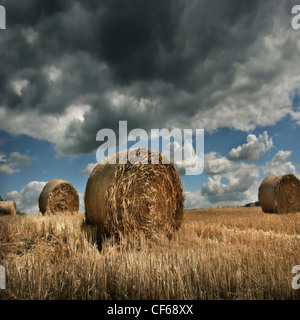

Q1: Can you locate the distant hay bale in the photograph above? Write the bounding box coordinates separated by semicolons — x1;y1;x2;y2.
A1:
84;148;184;240
0;201;17;216
39;179;79;215
258;174;300;214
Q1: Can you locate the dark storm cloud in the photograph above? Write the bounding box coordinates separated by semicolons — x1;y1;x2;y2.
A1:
97;0;183;84
0;0;299;155
4;0;73;26
95;0;265;87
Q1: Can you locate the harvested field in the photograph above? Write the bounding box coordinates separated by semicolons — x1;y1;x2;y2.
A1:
1;206;300;300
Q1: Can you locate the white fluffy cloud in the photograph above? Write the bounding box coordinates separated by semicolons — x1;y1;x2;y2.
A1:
0;104;91;151
185;162;261;209
184;191;211;209
204;152;233;175
0;151;36;175
6;181;46;214
264;150;296;176
81;163;97;176
229;131;273;161
202;163;260;202
78;192;85;214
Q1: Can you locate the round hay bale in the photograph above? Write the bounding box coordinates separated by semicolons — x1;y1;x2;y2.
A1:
258;174;300;213
39;179;79;215
84;148;184;240
0;201;17;216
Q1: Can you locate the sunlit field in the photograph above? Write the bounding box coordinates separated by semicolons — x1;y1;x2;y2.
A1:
1;207;300;300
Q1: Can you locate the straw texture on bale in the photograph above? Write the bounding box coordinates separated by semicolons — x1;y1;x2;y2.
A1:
258;174;300;214
0;201;17;216
39;179;79;215
84;148;184;239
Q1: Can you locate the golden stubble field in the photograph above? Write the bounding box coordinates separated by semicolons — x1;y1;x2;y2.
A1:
1;206;300;300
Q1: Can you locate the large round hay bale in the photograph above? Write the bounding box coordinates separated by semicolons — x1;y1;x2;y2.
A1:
39;179;79;215
258;174;300;213
84;148;184;239
0;201;17;216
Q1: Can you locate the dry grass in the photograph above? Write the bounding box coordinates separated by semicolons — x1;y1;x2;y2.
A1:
1;206;300;300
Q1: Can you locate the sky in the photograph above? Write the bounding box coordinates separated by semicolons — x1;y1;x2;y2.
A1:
1;0;300;213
